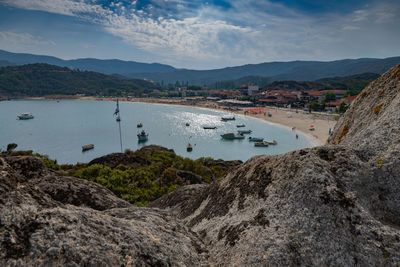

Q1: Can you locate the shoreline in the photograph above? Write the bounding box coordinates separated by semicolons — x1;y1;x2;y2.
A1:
19;96;337;145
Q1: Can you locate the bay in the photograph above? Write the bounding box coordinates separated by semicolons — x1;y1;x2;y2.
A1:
0;100;316;163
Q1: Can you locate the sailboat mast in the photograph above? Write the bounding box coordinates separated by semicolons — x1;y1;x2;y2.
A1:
115;99;123;152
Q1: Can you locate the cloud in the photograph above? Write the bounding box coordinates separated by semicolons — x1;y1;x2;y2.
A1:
0;31;56;47
1;0;400;68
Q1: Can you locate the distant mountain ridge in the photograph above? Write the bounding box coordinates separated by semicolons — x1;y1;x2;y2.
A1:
131;57;400;85
0;49;399;85
0;50;176;75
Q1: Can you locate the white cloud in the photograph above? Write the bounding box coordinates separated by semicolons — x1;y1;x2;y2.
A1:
0;31;56;47
1;0;400;68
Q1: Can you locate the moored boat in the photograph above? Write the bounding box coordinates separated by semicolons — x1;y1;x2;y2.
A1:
265;140;278;145
254;141;269;147
221;116;235;121
186;122;190;126
137;123;143;128
203;125;217;129
248;137;264;142
238;129;252;134
221;133;245;140
17;113;34;120
236;124;245;127
82;144;94;151
187;143;193;151
137;130;148;141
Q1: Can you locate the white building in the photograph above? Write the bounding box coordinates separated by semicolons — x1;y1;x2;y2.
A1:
247;85;259;96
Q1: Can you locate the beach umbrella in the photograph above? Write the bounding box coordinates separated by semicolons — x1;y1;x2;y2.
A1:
309;124;314;128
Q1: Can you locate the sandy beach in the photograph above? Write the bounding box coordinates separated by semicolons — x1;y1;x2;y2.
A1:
26;96;337;145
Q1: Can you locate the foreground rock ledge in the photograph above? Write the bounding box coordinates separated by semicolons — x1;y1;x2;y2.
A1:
2;65;400;265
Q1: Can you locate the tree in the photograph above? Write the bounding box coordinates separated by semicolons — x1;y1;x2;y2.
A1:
338;102;349;113
324;92;336;102
7;143;17;152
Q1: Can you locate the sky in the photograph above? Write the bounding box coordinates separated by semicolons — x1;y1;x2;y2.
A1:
0;0;399;69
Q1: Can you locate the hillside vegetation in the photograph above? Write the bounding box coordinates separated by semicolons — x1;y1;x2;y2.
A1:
8;146;239;206
0;63;158;97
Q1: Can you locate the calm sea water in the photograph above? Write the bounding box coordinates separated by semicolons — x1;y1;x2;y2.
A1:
0;100;316;163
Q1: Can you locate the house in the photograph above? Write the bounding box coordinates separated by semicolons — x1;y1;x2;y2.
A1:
240;84;259;96
258;90;297;105
321;90;348;99
342;95;358;104
301;91;324;102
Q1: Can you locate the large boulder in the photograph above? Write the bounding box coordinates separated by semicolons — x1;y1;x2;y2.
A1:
0;156;206;266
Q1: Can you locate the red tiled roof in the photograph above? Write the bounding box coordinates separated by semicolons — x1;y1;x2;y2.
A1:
343;95;358;102
321;90;348;94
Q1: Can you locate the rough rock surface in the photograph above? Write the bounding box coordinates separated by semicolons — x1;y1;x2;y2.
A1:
2;65;400;266
88;152;150;168
0;156;206;266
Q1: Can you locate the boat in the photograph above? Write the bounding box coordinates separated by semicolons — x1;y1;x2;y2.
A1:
17;113;34;120
221;116;235;121
187;143;193;151
248;137;264;142
137;130;148;141
221;133;245;140
238;129;252;134
203;125;217;129
137;123;143;128
265;140;278;145
82;144;94;151
254;141;269;147
115;99;121;122
236;124;245;127
186;122;190;126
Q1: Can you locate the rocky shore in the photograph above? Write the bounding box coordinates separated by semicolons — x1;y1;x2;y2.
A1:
2;65;400;265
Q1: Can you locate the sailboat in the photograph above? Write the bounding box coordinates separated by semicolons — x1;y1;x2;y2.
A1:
115;99;121;122
114;99;123;152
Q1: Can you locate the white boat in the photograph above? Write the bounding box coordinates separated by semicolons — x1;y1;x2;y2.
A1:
17;113;34;120
265;140;277;145
137;130;148;141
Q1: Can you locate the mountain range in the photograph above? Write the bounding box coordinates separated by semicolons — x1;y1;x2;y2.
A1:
0;49;399;85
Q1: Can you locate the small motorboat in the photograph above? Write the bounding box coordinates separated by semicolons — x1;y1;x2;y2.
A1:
186;122;190;126
17;113;34;120
221;133;245;140
137;123;143;128
82;144;94;151
248;137;264;142
137;130;148;142
254;141;269;147
187;143;193;152
238;129;252;134
203;125;217;129
265;140;277;145
221;116;235;121
236;124;245;128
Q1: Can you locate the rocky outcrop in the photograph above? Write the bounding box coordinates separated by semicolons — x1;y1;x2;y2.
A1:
88;152;150;168
2;65;400;266
0;156;206;266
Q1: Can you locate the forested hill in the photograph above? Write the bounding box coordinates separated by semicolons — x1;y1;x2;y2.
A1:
262;72;380;92
0;64;158;97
